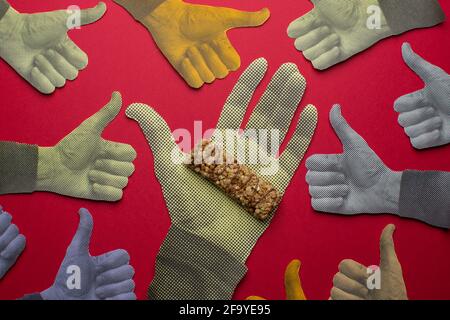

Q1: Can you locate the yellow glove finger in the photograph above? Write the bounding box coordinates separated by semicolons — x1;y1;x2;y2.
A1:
246;296;267;300
217;7;270;30
179;58;204;89
210;35;241;71
285;259;307;300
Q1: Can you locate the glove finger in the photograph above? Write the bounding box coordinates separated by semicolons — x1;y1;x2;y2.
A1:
44;49;78;81
55;38;88;70
126;103;182;167
102;140;137;163
92;184;123;201
96;264;135;286
294;26;331;51
0;224;19;252
106;292;137;300
410;130;441;149
333;272;369;299
1;234;26;260
199;44;229;79
404;117;442;138
89;170;129;189
329;104;367;149
179;57;204;89
94;159;135;177
309;185;349;199
394;90;427;113
305;171;346;186
217;58;268;131
402;42;448;84
306;154;342;172
278;105;318;188
311;197;344;213
34;55;66;87
380;224;400;269
246;296;267;300
287;10;320;38
220;7;270;29
397;106;436;127
81;92;123;133
330;286;364;300
96;279;135;299
95;249;130;272
0;211;12;235
338;259;368;286
311;47;341;70
80;2;107;26
67;208;93;253
285;259;306;300
30;67;55;94
303;34;340;61
186;47;215;83
210;35;240;71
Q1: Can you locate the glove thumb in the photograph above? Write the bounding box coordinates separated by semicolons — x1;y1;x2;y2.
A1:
285;259;307;300
402;42;447;83
330;104;366;149
220;7;270;29
379;224;400;270
83;92;122;133
68;208;93;254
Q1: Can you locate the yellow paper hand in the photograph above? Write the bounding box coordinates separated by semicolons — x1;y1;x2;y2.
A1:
115;0;270;88
247;260;307;300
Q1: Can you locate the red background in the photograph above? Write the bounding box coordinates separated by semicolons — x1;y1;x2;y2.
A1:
0;0;449;300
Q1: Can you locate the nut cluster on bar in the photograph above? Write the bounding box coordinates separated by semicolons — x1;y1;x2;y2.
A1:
187;139;281;221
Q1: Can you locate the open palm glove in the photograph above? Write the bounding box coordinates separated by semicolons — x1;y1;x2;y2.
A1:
0;1;106;94
394;43;450;149
0;206;26;280
126;58;318;299
331;224;407;300
287;0;445;70
305;105;450;229
37;208;136;300
114;0;270;88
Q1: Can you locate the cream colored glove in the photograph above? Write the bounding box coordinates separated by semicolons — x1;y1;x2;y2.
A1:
36;92;137;201
0;2;106;94
115;0;270;88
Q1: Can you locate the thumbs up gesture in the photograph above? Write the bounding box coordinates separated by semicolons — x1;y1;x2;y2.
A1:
394;43;450;149
41;209;136;300
36;92;137;201
331;224;408;300
0;2;106;94
115;0;270;88
306;105;402;215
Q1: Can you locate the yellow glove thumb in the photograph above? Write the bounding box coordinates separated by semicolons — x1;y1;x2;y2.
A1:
218;7;270;30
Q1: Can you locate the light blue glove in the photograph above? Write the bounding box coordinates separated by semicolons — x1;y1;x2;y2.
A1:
0;205;26;279
41;208;136;300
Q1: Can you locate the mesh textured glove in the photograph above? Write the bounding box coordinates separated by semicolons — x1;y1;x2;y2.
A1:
331;224;408;300
36;92;137;201
0;205;26;279
247;259;307;300
394;43;450;149
41;208;136;300
114;0;270;88
0;2;106;94
287;0;445;70
306;105;401;215
126;58;317;299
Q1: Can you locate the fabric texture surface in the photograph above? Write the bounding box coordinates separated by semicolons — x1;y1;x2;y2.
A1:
379;0;445;35
126;58;317;299
0;0;9;20
0;142;38;194
399;170;450;229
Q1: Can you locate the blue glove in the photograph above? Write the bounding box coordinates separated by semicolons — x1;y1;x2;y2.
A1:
41;208;136;300
0;205;26;279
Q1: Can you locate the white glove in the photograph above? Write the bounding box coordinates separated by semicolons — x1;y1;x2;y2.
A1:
394;43;450;149
0;2;106;94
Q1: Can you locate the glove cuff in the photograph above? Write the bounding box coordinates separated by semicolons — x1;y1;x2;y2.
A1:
114;0;170;21
0;5;20;43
